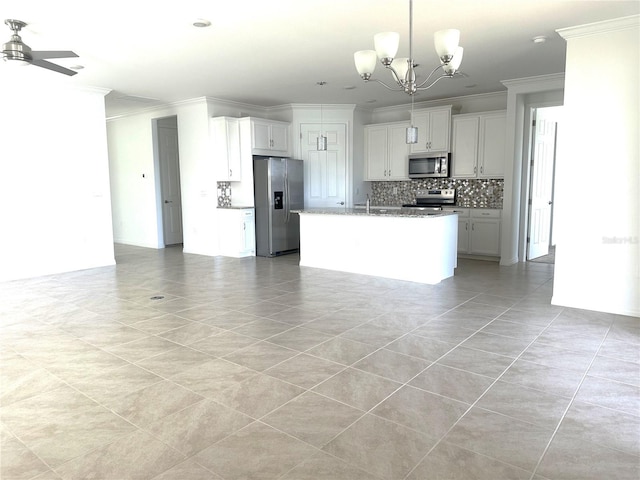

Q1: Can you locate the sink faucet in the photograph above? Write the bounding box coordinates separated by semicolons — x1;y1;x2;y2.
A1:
366;194;371;214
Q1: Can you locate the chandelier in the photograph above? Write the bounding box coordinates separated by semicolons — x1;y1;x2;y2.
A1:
353;0;464;96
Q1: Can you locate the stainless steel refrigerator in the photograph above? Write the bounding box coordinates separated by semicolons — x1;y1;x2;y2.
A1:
253;156;304;257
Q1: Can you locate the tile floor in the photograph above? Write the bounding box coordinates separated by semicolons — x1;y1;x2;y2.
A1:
1;244;639;480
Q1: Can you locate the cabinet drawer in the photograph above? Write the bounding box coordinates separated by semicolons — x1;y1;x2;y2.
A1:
443;207;470;217
471;209;501;219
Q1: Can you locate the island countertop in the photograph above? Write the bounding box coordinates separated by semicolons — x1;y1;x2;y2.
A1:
293;208;457;218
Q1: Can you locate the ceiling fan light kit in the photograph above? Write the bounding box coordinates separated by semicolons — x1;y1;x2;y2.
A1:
2;19;79;76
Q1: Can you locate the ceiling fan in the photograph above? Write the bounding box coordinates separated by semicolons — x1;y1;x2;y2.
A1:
2;19;78;76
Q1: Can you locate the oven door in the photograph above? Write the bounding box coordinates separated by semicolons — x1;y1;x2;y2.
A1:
408;155;449;178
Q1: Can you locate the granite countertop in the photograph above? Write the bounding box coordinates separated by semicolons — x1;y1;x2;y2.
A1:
217;205;254;210
293;208;457;218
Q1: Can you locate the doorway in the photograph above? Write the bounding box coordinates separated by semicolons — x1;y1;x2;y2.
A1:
154;116;184;246
526;106;562;263
300;123;348;209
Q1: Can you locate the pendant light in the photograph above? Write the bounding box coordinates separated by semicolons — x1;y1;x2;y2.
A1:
406;93;418;144
317;81;327;151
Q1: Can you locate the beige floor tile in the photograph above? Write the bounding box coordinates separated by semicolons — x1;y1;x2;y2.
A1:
53;429;184;480
145;398;253;456
323;413;436;479
575;375;640;416
170;358;258;398
438;346;514;378
108;380;203;428
475;381;572;428
230;318;293;339
587;355;640;386
279;451;382;480
352;348;431;383
157;322;222;346
499;358;584;398
1;427;50;480
312;367;401;411
211;373;305;418
2;386;135;467
409;363;494;404
129;313;193;335
444;407;553;472
557;401;640;456
267;326;334;351
385;333;457;361
262;391;363;447
406;442;532;480
264;353;344;389
536;430;640;480
104;335;181;363
187;330;258;356
194;422;317;479
223;340;298;371
151;458;224;480
373;385;468;438
306;336;377;366
135;346;213;378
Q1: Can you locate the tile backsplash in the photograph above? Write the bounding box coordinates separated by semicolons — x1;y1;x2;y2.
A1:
371;178;504;208
217;181;232;207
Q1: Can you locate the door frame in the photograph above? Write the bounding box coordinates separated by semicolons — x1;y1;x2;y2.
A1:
152;115;183;247
518;103;562;261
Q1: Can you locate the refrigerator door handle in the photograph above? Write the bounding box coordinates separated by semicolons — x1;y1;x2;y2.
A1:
284;162;290;223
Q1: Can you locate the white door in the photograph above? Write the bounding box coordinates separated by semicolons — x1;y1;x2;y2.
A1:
527;108;558;260
158;122;183;245
300;123;347;208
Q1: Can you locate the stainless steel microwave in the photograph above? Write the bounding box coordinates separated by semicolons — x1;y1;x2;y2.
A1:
408;153;450;178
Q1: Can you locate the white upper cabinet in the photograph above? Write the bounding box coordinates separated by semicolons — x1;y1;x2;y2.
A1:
210;117;242;182
409;106;452;154
251;118;290;155
452;111;507;179
364;122;410;181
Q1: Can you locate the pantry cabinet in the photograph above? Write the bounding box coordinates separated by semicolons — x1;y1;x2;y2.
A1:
217;208;256;257
451;111;507;178
409;106;452;154
444;208;501;258
251;118;290;155
364;122;410;181
211;117;242;182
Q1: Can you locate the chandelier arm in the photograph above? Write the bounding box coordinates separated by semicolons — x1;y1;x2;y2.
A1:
415;73;451;91
415;63;449;89
371;78;405;92
384;64;404;86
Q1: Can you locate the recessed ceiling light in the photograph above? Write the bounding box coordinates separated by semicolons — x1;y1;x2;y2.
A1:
193;19;211;28
532;36;547;44
70;65;84;70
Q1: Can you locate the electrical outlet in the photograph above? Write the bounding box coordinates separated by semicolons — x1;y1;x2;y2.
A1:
393;187;398;195
487;187;494;195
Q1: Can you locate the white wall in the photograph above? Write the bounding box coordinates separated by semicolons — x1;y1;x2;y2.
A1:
0;76;114;281
554;16;639;317
107;98;224;256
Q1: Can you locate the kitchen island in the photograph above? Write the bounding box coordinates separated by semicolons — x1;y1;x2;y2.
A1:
294;208;458;284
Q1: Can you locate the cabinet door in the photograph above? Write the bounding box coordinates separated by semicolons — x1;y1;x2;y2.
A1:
364;125;389;180
452;116;480;178
270;123;289;152
387;124;410;180
226;118;242;181
429;109;452;152
470;219;501;256
241;210;256;255
478;113;506;178
458;218;470;253
252;120;272;150
409;111;430;154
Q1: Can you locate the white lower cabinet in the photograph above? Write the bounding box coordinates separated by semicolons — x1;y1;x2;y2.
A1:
445;208;501;257
217;208;255;257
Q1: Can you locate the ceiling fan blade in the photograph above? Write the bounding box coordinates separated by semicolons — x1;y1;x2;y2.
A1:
31;50;78;60
31;58;77;76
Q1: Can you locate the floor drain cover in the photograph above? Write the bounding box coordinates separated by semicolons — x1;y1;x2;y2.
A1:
150;295;165;300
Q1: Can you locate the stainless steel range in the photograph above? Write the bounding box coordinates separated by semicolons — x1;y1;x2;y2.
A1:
402;189;456;212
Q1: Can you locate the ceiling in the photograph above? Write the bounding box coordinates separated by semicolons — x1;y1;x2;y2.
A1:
3;1;639;117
